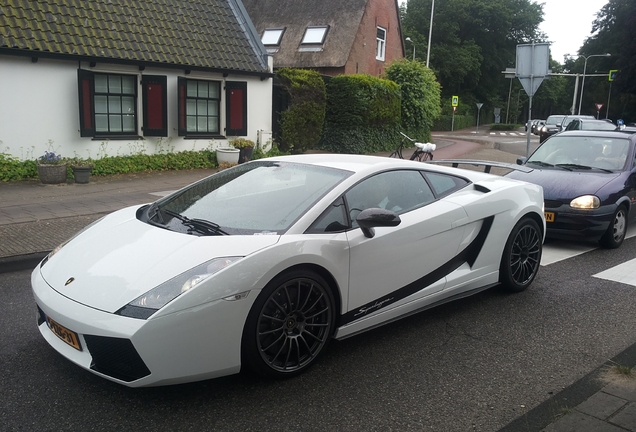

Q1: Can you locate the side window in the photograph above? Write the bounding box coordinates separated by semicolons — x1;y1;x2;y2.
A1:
345;170;435;227
376;27;386;61
306;197;349;234
425;172;469;197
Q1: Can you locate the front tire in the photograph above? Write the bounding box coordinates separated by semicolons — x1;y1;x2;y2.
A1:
242;269;336;378
499;217;542;292
600;205;627;249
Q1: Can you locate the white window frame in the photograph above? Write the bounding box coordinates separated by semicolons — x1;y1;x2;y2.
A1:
376;26;387;61
262;28;285;46
301;26;329;44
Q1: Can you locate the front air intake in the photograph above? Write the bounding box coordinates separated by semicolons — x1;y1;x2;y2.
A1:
84;335;151;382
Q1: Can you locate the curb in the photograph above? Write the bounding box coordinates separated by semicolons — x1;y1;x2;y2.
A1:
0;251;49;274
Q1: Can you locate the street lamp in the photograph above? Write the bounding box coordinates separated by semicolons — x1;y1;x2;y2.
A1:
577;53;611;115
426;0;435;67
405;37;415;61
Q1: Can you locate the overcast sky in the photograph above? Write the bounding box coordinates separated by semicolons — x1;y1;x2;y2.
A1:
400;0;609;64
540;0;608;62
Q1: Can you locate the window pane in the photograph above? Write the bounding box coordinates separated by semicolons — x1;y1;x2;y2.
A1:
108;96;121;114
187;81;198;97
377;27;386;40
197;116;207;132
95;114;108;132
121;96;135;114
186;116;197;132
122;76;135;94
95;75;108;93
108;76;122;94
302;27;327;44
186;99;197;115
209;82;220;99
262;29;283;45
122;115;135;132
109;115;122;132
95;95;108;113
208;117;218;133
197;99;207;116
208;101;218;116
198;81;208;98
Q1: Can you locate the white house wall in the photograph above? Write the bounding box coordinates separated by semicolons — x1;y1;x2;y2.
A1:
0;56;273;161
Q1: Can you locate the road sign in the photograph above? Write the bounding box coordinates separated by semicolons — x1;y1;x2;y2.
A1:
516;43;550;97
452;96;459;107
609;70;618;82
596;103;604;111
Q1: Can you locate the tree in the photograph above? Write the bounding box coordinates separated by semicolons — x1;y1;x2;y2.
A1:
385;59;441;141
401;0;545;118
578;0;636;121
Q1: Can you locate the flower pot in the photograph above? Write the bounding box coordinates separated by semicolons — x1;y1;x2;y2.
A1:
37;164;68;184
216;148;240;165
72;166;93;184
238;146;254;164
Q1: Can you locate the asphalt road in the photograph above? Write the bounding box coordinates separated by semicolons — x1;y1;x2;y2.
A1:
3;237;636;431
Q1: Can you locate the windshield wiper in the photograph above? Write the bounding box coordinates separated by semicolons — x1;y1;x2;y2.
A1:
527;160;554;167
148;203;165;224
164;209;229;236
556;163;592;170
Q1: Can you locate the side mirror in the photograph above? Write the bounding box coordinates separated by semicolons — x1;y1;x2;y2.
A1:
516;157;527;165
356;208;401;238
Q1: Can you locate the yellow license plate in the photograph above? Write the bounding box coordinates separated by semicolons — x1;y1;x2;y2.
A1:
47;316;81;351
545;212;555;222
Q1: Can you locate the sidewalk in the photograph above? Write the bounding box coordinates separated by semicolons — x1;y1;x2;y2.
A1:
1;135;634;432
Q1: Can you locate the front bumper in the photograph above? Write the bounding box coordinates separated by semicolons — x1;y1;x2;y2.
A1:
544;203;615;241
32;266;253;387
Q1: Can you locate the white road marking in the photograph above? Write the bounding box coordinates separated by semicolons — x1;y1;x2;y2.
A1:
593;258;636;287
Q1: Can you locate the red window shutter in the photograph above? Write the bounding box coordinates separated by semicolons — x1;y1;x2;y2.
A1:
142;75;167;137
77;69;94;137
225;82;247;136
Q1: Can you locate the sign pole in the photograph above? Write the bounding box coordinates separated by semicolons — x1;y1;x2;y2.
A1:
452;106;456;131
475;103;483;132
606;82;612;119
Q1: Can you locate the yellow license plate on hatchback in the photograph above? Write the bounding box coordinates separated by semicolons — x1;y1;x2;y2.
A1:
46;316;81;351
544;212;555;222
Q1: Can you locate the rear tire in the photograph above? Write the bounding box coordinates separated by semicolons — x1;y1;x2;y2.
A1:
499;217;542;292
599;205;627;249
241;269;336;378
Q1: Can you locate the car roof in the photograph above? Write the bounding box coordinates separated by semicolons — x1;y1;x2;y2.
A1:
557;130;636;139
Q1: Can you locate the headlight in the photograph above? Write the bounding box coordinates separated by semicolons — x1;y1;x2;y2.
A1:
570;195;600;209
541;126;547;132
117;256;242;319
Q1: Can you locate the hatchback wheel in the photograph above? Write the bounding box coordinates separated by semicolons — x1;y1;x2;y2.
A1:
600;206;627;249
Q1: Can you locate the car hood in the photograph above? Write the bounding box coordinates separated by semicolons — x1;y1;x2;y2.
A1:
506;168;619;200
39;206;280;313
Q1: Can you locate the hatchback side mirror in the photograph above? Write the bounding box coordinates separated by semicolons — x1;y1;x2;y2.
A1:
356;208;401;238
516;157;527;165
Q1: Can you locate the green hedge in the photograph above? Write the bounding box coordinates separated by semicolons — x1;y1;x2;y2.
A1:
318;74;401;154
489;123;520;131
432;115;476;131
276;68;326;154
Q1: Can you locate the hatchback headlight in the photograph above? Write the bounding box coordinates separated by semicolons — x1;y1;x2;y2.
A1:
541;126;547;132
570;195;600;209
117;256;242;319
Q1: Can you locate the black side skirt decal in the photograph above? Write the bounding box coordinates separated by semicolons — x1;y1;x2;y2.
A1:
338;216;494;327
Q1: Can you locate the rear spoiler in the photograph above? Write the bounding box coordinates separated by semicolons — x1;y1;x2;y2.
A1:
426;159;534;174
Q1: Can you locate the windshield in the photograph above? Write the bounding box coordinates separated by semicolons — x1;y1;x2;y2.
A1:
152;161;352;235
546;115;565;126
528;136;630;171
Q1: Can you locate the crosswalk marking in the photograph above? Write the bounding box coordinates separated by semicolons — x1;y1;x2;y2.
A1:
593;258;636;287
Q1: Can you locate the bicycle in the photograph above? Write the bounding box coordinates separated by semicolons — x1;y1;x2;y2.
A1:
389;132;436;161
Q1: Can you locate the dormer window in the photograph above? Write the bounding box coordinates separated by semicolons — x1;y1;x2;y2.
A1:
262;28;285;46
301;26;329;44
376;27;386;61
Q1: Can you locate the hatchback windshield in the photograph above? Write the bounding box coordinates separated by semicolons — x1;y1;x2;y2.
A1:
545;115;565;126
528;136;629;171
151;161;352;235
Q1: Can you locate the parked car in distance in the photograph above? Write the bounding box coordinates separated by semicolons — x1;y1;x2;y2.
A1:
565;118;616;131
526;119;545;134
539;115;595;143
32;154;545;387
532;120;545;135
506;130;636;249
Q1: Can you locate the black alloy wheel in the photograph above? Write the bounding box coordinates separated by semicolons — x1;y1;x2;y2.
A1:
242;270;335;377
499;217;542;292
